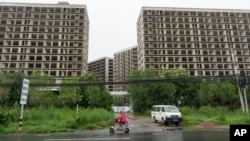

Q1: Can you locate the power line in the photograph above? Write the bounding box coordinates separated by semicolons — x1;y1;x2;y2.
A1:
0;75;237;87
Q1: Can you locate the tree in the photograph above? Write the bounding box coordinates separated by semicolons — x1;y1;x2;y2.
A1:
78;73;100;108
218;81;238;108
86;86;113;110
78;73;113;110
176;82;200;107
198;80;239;108
160;68;191;106
127;68;177;113
27;70;54;107
0;73;10;107
5;72;24;107
59;77;82;108
152;82;176;105
198;82;218;106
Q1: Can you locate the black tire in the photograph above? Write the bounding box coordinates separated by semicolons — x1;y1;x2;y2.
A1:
124;127;129;133
175;122;179;126
162;118;169;126
153;117;157;123
109;127;115;134
162;117;166;125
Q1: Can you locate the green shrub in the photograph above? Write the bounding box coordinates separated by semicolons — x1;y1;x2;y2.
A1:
180;106;250;126
216;112;226;123
0;107;19;126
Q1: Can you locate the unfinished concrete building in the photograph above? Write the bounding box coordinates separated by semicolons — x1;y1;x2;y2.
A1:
0;2;89;76
113;46;138;91
88;57;113;91
137;7;250;76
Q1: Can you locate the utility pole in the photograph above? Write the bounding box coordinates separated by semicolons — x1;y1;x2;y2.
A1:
229;43;245;113
243;72;249;114
238;70;249;114
243;88;249;114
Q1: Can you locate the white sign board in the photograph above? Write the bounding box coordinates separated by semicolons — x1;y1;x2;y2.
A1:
20;78;29;105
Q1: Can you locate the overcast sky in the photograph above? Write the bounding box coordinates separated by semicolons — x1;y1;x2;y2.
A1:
1;0;250;62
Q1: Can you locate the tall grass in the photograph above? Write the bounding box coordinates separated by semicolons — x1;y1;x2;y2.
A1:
0;107;114;133
180;106;250;127
77;108;114;129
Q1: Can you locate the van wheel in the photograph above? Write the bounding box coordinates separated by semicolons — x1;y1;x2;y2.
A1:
175;122;179;126
153;117;157;123
162;118;166;125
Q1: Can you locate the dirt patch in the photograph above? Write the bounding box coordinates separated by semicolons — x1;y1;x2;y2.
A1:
196;121;218;129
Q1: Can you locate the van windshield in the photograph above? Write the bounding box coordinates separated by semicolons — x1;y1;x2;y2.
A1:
164;106;179;112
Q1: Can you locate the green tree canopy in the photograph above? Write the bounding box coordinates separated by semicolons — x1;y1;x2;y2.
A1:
5;72;24;107
59;77;82;108
78;72;113;110
27;70;54;107
127;68;177;113
0;73;10;107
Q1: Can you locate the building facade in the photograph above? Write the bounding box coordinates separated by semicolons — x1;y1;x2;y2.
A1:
0;2;89;76
113;46;138;91
88;57;113;91
137;7;250;76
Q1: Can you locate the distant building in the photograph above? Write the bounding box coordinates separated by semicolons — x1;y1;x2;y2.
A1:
88;57;113;91
113;46;138;91
0;2;89;76
137;7;250;76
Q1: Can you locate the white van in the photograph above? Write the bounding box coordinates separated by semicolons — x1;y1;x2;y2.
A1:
151;105;182;125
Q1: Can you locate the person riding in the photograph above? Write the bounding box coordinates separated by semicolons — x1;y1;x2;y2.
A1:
115;111;128;128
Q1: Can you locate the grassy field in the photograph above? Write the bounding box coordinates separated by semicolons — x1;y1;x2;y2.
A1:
180;106;250;127
0;107;114;133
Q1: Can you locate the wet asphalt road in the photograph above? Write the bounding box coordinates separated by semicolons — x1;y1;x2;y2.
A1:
0;129;229;141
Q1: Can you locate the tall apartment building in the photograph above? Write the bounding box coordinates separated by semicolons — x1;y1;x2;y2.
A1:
0;2;89;77
113;46;138;91
137;7;250;76
88;57;113;91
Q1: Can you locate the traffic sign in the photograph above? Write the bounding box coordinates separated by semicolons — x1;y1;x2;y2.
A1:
20;78;29;105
